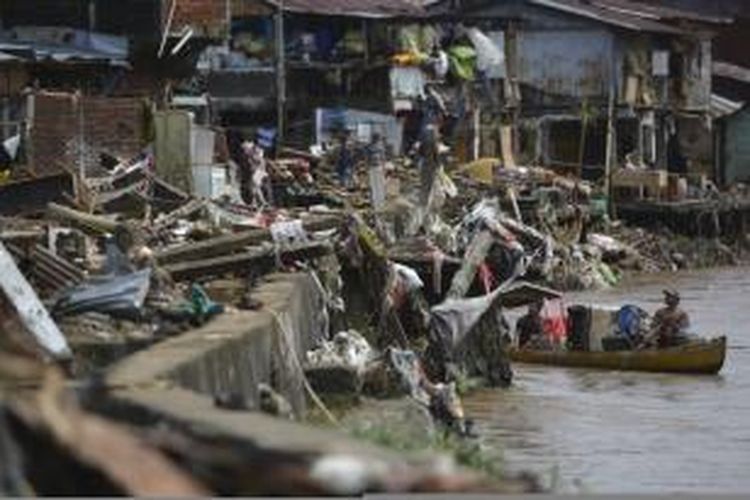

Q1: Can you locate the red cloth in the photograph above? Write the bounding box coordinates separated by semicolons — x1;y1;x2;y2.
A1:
541;298;568;343
478;262;495;294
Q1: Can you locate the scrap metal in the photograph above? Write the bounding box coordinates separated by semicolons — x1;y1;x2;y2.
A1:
0;241;72;361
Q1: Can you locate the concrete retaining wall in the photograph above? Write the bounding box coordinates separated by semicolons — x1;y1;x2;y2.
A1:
96;272;533;494
106;273;327;415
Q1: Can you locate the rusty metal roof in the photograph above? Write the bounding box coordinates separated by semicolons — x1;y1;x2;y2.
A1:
590;0;733;25
530;0;692;34
264;0;425;18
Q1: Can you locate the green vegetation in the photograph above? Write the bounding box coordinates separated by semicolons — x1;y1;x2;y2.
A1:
351;423;505;478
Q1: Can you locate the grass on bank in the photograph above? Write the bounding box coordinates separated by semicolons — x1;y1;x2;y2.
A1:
350;422;505;478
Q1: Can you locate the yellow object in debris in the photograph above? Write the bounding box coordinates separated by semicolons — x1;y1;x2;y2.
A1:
0;169;11;184
391;52;427;66
357;219;387;259
459;158;498;185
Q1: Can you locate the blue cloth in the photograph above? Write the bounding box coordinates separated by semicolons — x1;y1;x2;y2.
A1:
256;128;276;150
617;305;645;340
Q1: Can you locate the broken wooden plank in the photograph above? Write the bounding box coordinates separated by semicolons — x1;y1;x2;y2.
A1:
6;244;86;298
446;230;494;300
46;202;120;235
0;230;46;243
7;367;209;496
163;241;333;281
156;215;341;265
46;203;142;251
152;198;207;232
0;242;71;361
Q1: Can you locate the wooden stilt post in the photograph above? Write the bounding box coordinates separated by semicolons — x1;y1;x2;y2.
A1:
275;0;286;154
605;80;616;219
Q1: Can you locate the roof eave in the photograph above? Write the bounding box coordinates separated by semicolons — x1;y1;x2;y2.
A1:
530;0;690;35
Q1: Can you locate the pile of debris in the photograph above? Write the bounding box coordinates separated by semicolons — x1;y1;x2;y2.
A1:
0;140;550;494
1;121;745;494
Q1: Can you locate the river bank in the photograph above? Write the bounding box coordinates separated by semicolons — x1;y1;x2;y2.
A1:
464;266;750;493
320;265;749;493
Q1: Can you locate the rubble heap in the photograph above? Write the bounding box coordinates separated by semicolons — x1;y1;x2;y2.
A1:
0;134;745;495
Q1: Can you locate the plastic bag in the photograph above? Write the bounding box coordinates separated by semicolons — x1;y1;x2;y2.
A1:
448;45;477;80
393;262;424;292
466;28;504;73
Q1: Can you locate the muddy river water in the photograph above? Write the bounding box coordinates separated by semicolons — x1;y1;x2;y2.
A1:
464;267;750;493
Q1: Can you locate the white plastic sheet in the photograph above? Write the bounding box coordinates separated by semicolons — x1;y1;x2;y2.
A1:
467;27;504;73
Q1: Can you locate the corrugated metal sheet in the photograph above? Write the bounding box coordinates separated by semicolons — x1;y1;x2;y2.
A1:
711;93;744;119
530;0;690;33
518;29;613;101
0;27;128;66
591;0;732;24
265;0;424;18
713;61;750;84
0;41;128;66
0;51;20;63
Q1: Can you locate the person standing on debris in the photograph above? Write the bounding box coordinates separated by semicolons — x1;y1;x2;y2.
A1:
227;130;251;204
415;124;441;209
648;289;690;348
242;141;270;208
516;299;545;349
366;132;387;211
336;129;355;189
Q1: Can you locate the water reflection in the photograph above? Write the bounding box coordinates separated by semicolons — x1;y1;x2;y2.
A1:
466;267;750;493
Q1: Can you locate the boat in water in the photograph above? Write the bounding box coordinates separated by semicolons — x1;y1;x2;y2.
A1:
510;336;727;375
500;285;727;375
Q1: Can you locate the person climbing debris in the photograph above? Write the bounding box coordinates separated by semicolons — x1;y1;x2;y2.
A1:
415;124;441;209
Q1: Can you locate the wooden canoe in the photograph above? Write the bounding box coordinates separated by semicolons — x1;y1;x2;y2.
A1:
510;336;727;375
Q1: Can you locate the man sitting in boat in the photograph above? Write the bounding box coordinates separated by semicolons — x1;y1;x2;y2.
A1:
516;299;549;349
649;289;691;348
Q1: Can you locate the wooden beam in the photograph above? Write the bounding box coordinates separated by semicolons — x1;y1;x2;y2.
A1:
163;240;333;282
156;215;341;265
446;230;494;300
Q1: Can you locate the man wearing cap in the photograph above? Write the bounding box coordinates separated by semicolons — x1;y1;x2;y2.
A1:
651;289;690;348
